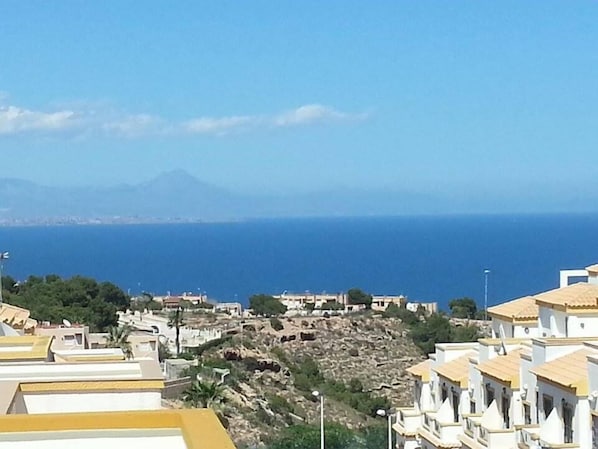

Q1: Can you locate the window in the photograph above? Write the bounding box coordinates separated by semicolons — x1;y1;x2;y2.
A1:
563;401;573;444
452;391;459;422
63;334;75;345
501;393;510;428
485;384;495;407
543;395;554;419
535;391;539;423
523;403;531;425
75;333;83;345
441;384;448;402
470;400;476;414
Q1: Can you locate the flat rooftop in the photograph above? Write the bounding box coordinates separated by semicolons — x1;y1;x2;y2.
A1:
0;409;235;449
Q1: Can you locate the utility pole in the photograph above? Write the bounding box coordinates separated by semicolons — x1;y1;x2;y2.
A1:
0;252;9;304
484;269;490;321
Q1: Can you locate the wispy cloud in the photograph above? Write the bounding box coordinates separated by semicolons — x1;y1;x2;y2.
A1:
0;105;78;135
0;97;368;138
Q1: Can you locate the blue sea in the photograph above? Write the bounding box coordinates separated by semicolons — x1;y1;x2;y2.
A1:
1;214;597;311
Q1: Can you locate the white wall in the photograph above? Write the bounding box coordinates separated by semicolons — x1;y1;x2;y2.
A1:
519;356;537;424
562;315;598;338
415;380;434;412
536;382;586;446
468;358;482;415
0;434;187;449
21;391;162;414
539;307;552;338
480;376;523;428
490;319;538;339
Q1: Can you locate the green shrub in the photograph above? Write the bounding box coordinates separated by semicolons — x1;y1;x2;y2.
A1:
270;317;284;331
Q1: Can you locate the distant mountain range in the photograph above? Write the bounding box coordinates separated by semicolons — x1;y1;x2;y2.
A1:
0;170;595;224
0;170;448;223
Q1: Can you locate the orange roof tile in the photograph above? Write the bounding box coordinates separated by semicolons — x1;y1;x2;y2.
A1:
476;349;522;388
488;296;538;321
585;264;598;274
406;359;431;382
530;349;593;395
433;353;474;387
534;283;598;309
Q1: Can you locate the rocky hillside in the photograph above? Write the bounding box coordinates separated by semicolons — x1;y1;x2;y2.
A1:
168;313;424;448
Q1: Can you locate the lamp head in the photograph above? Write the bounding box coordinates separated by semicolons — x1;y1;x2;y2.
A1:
376;409;387;417
312;390;320;398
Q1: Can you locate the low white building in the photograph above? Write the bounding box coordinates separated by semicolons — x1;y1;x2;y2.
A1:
117;310;222;354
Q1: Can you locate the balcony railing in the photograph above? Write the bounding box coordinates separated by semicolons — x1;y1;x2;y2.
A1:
539;441;580;449
463;414;482;438
422;411;461;441
393;407;422;436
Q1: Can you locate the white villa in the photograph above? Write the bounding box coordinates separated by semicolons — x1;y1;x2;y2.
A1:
117;310;222;354
395;263;598;449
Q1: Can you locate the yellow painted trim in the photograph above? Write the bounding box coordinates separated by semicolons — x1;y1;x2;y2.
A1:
0;409;235;449
533;336;598;346
437;373;468;388
19;380;164;392
478;371;517;389
487;312;538;323
478;337;529;346
57;355;125;362
535;300;598;314
535;375;588;397
0;335;53;361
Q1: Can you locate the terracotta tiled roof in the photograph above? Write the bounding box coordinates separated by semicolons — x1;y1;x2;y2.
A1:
433;353;474;387
0;303;33;329
534;283;598;309
531;349;593;395
406;359;431;382
585;264;598;274
476;349;522;388
487;296;539;321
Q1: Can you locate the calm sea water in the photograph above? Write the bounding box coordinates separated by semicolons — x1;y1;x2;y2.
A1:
0;214;597;310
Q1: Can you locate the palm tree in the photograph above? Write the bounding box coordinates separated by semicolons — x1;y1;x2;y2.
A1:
182;380;227;409
104;325;133;359
168;307;185;356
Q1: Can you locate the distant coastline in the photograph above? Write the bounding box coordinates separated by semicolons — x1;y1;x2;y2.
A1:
2;211;598;227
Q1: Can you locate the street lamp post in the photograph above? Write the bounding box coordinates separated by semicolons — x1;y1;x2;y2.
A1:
484;269;491;321
376;409;394;449
0;252;9;304
312;391;324;449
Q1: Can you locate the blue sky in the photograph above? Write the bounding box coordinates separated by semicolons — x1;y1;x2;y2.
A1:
1;1;598;209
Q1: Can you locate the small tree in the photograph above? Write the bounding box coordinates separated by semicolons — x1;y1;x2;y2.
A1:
104;325;133;359
249;294;287;317
347;288;373;309
158;340;172;362
182;380;227;409
448;297;478;319
168;307;185;356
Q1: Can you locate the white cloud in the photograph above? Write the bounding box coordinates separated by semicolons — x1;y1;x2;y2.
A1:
0;96;367;138
0;105;77;135
102;114;163;137
272;104;349;127
182;115;257;135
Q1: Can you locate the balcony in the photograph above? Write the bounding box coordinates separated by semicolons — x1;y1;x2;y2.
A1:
462;414;482;438
420;410;461;443
459;415;516;449
516;424;579;449
392;407;422;437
